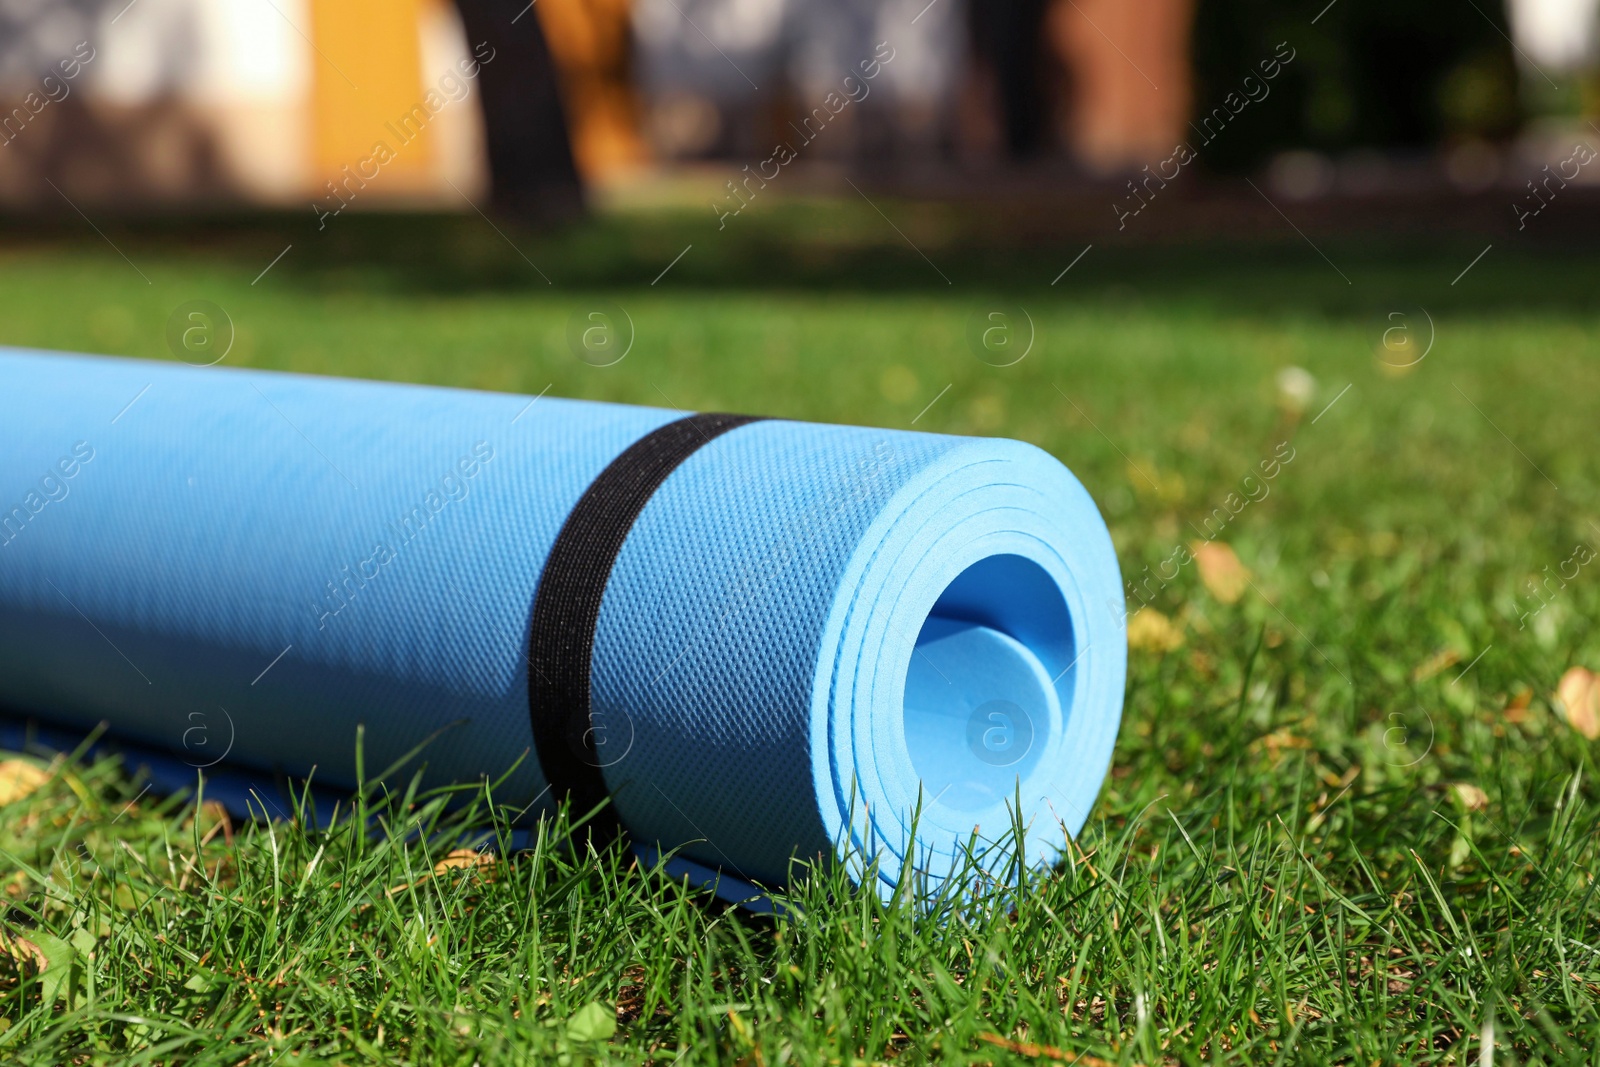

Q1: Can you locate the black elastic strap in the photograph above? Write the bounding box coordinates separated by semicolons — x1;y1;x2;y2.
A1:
527;412;763;843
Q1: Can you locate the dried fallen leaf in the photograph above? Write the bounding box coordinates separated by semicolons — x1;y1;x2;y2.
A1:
434;848;495;875
0;759;49;806
1192;541;1248;605
1126;609;1184;653
383;849;497;899
1251;727;1312;759
1411;648;1461;683
1555;667;1600;740
977;1032;1127;1066
1451;783;1489;812
201;800;233;845
0;933;47;971
1504;687;1533;724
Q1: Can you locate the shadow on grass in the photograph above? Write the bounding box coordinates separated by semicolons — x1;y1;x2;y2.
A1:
2;197;1598;320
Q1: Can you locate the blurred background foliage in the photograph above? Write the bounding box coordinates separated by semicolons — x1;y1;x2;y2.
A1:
1191;0;1523;170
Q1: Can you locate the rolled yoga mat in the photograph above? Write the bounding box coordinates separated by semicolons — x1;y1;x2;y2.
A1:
0;349;1125;896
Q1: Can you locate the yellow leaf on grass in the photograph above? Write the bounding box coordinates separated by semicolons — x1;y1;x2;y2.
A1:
977;1032;1126;1066
1503;687;1533;724
0;759;49;806
1192;541;1248;605
385;849;497;899
434;848;495;874
1126;610;1184;653
0;933;47;971
1555;667;1600;740
1411;648;1461;683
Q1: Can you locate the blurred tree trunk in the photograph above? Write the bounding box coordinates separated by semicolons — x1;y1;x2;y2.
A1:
452;0;584;221
969;0;1051;159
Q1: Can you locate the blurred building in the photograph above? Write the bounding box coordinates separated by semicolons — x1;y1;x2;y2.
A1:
633;0;965;160
0;0;1203;210
631;0;1194;170
0;0;490;210
1;0;1594;212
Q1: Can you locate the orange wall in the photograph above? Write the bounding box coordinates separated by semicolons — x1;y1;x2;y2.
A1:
309;0;434;191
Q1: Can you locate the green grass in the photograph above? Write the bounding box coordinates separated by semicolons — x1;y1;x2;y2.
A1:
2;201;1599;1064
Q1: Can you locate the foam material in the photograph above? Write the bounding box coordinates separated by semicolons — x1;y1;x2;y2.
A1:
0;350;1125;895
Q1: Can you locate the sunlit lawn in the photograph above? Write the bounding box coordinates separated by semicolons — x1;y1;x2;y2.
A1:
1;200;1598;1063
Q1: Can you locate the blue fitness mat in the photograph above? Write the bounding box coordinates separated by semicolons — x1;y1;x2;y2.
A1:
0;349;1125;898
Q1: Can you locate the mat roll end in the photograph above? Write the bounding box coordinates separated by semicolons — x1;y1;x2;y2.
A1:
591;425;1126;898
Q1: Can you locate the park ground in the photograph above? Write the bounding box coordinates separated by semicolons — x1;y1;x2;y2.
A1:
0;192;1598;1063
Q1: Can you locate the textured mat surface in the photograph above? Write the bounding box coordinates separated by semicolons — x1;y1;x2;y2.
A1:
0;350;1124;894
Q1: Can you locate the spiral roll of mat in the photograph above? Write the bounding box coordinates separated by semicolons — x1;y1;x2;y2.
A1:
0;350;1124;895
